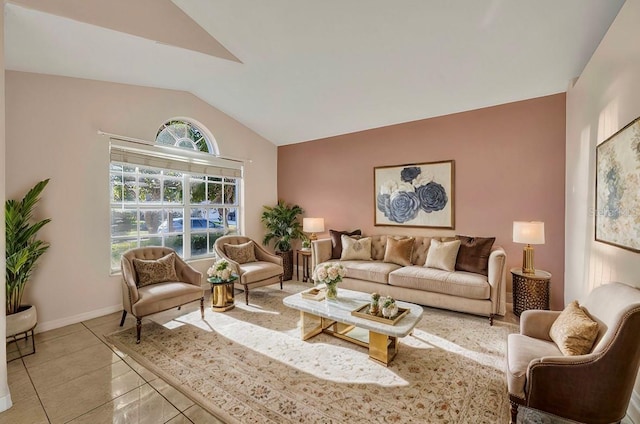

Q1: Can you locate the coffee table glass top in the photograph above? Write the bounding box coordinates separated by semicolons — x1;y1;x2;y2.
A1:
283;288;423;338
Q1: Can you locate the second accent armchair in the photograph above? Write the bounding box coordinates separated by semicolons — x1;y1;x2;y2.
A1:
214;235;284;305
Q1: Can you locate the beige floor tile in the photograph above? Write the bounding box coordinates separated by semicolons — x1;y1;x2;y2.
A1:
148;377;194;412
87;318;136;343
67;383;180;424
6;334;36;362
28;342;121;392
0;395;49;424
24;326;102;368
165;414;195;424
118;355;159;382
39;360;145;424
6;360;37;403
183;404;225;424
35;322;86;343
82;311;127;328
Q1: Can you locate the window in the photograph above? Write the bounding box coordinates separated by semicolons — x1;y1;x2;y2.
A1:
109;119;241;271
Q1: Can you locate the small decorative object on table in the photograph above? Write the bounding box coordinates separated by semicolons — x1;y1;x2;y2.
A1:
370;292;381;315
381;296;399;319
207;259;238;312
312;262;346;300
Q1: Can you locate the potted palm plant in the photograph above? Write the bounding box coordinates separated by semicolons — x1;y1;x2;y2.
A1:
261;200;304;280
6;179;51;338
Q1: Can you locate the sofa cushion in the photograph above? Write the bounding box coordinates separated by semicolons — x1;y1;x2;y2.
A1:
224;241;257;264
507;333;562;399
383;237;414;266
424;239;461;271
329;229;362;259
549;300;599;356
330;260;400;284
455;235;495;276
133;252;178;287
239;261;283;284
341;236;372;261
389;266;490;299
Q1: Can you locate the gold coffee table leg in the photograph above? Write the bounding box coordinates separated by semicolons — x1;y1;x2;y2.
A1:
369;331;398;366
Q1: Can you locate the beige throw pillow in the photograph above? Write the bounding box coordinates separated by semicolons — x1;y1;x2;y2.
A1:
549;300;599;356
424;239;461;271
224;241;257;264
340;235;372;261
383;237;415;266
133;252;178;288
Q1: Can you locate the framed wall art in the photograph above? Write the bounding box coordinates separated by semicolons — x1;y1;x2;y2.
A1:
595;116;640;253
374;160;454;229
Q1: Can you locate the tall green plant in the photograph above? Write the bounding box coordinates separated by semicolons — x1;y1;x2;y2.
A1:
261;200;304;252
5;179;51;315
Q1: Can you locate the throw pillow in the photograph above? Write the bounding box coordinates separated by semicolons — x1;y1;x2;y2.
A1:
330;229;362;259
224;241;257;264
424;239;461;271
383;237;415;266
133;252;178;288
340;235;372;261
455;235;496;276
549;300;599;356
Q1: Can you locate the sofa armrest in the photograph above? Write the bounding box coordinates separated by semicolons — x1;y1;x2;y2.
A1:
311;238;332;271
487;246;507;316
520;310;561;341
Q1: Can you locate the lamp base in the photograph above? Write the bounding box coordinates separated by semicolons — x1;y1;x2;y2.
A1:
309;233;318;242
522;244;535;274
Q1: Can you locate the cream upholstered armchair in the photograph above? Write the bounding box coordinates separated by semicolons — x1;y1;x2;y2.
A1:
214;235;284;305
120;247;204;343
507;282;640;424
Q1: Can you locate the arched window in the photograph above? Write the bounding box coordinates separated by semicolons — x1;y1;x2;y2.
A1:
109;119;241;272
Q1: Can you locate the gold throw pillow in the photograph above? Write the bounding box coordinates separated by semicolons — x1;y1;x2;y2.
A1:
549;300;599;356
224;241;257;264
133;253;178;288
383;237;415;266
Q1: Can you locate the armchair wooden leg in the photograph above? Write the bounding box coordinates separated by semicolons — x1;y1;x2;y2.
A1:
245;287;250;305
136;318;142;344
119;310;127;327
200;297;204;319
509;400;518;424
177;306;181;310
489;314;494;326
280;275;283;290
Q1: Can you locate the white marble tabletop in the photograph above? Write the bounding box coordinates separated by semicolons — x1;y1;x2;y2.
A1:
283;287;423;338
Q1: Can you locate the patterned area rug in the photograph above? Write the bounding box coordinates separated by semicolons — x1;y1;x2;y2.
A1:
107;283;518;423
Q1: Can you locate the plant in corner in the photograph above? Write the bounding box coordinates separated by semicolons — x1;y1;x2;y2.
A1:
5;179;51;340
261;200;304;281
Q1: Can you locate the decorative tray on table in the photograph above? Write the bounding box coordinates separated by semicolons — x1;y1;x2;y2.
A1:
301;288;326;301
351;304;409;325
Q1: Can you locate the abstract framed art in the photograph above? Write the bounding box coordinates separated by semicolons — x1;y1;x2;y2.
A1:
595;116;640;253
374;160;454;229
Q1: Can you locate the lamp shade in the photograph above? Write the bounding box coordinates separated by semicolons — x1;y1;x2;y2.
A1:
513;221;545;245
303;218;325;233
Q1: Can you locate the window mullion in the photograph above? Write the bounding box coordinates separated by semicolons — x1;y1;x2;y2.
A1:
183;173;191;258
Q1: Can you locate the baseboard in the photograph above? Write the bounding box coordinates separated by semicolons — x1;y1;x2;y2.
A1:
34;304;123;334
0;393;13;413
628;390;640;423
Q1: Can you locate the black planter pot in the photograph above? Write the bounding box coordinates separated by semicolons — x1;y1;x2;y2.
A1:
276;250;294;281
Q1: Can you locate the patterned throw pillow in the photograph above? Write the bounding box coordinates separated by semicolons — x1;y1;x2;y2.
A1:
549;300;599;356
224;241;257;264
455;235;495;276
383;237;415;266
424;239;461;271
133;252;178;288
340;235;372;261
330;229;362;259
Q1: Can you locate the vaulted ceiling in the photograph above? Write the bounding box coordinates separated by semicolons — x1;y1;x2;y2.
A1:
4;0;625;145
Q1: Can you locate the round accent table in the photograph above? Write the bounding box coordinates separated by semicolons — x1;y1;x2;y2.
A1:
208;278;236;312
511;268;551;316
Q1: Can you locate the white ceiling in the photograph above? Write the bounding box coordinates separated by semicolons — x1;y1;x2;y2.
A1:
4;0;625;146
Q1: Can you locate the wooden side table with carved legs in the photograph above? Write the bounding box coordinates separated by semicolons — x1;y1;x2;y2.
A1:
511;268;551;316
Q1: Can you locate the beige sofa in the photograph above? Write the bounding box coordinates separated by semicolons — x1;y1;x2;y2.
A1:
311;235;507;324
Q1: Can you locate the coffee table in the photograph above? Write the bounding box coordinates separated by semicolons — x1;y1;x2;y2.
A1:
283;288;423;365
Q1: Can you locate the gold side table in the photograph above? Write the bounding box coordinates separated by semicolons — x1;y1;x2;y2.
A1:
208;278;236;312
511;268;551;316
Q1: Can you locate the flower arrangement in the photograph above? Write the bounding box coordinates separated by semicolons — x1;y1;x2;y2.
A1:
313;263;346;299
370;292;381;315
381;296;399;318
207;259;238;283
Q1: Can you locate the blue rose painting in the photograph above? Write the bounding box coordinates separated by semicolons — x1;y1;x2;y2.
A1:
375;162;453;228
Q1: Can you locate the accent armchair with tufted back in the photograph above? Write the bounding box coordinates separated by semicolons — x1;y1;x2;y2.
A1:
120;247;205;343
214;235;284;305
507;282;640;423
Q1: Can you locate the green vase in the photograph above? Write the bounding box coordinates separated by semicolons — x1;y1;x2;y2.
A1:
325;282;338;300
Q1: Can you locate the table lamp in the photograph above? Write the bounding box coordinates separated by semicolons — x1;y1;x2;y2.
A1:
513;221;545;274
303;217;325;241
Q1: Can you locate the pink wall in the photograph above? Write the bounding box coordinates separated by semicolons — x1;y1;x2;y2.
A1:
278;93;566;309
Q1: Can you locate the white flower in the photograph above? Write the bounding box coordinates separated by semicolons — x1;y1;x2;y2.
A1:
207;265;216;277
221;268;231;280
313;263;345;286
327;266;339;280
315;267;328;281
412;173;434;188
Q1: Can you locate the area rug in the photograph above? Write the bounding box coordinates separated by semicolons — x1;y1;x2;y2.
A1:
106;282;518;423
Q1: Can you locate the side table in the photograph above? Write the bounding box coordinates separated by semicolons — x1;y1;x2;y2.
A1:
208;279;235;312
511;268;551;316
296;249;312;282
